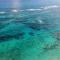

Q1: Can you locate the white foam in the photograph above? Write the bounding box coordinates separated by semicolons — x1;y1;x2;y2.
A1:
43;5;59;10
0;11;6;14
26;9;42;11
39;20;43;23
38;20;44;24
12;9;18;12
25;5;59;11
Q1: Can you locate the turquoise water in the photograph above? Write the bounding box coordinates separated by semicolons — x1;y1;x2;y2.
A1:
0;8;60;60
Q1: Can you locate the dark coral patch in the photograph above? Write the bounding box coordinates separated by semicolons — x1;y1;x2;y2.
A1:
28;32;34;36
24;23;41;30
0;32;25;42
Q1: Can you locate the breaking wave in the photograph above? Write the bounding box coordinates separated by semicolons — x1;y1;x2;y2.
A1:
43;5;59;10
0;5;60;13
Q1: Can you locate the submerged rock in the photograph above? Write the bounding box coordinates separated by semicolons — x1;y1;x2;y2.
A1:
43;43;58;51
52;32;60;40
0;32;25;41
24;23;45;30
28;32;34;36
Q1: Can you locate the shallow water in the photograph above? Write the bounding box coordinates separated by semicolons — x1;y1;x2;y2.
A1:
0;8;60;60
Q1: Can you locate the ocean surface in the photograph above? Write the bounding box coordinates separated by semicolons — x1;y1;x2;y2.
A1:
0;5;60;60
